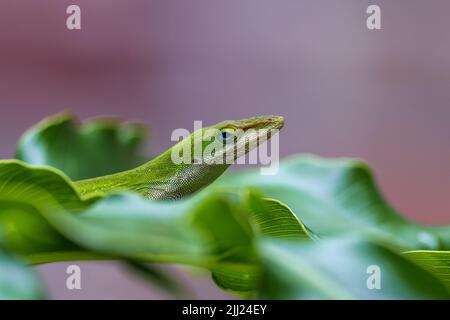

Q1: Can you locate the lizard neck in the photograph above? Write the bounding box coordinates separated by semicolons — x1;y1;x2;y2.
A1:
75;149;230;200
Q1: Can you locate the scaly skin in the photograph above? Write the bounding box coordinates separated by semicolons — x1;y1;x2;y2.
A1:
75;116;284;200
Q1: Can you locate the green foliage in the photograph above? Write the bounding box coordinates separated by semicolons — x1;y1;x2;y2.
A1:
258;238;449;299
215;155;450;250
0;161;87;257
403;250;450;289
16;112;148;180
0;113;449;299
0;250;44;299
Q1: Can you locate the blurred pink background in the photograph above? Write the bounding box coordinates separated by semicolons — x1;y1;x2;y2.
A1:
1;0;450;298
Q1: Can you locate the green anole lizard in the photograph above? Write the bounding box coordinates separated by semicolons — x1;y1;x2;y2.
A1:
75;116;284;200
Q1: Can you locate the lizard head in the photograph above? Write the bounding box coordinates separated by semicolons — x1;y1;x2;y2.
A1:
143;115;284;200
184;115;284;165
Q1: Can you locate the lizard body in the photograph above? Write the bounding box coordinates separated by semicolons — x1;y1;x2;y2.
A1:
75;116;284;200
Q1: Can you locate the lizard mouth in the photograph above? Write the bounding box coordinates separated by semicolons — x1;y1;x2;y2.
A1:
193;115;284;165
259;115;284;132
220;116;283;162
230;115;284;131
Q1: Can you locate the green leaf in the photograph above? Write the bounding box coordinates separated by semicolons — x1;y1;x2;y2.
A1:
258;237;450;299
209;190;314;293
41;193;220;264
16;112;148;180
245;190;313;240
216;155;450;250
403;250;450;289
210;262;261;294
0;159;313;295
37;190;260;292
0;250;45;299
0;160;88;256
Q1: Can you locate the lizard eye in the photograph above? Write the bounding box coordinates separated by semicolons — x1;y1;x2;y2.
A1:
218;129;235;144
